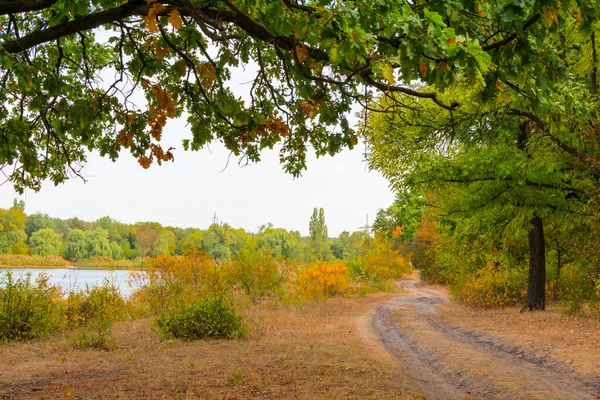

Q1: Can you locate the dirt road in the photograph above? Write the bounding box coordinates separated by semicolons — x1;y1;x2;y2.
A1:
373;278;600;400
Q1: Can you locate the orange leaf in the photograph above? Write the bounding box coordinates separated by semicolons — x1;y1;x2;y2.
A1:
138;155;153;169
168;9;183;29
299;100;315;118
447;38;456;45
418;61;428;78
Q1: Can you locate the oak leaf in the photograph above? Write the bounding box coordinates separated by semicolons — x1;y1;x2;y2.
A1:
168;9;183;29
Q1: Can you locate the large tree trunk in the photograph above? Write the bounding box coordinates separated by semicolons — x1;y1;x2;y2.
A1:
523;216;546;311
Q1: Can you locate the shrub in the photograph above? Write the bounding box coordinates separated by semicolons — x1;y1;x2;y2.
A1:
348;252;411;284
557;262;599;316
455;263;527;308
156;297;245;340
132;253;225;315
224;249;286;300
0;271;63;340
296;261;349;298
65;280;125;348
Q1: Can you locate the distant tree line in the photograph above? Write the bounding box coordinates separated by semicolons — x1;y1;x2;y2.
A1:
0;201;371;264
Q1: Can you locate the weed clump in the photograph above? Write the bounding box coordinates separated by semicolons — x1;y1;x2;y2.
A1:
65;280;125;348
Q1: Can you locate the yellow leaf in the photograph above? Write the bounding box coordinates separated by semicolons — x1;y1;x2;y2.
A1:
144;14;159;33
381;63;395;85
296;44;309;64
168;9;183;29
349;135;358;147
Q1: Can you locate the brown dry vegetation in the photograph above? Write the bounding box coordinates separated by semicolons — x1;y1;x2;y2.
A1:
437;301;600;376
0;294;420;400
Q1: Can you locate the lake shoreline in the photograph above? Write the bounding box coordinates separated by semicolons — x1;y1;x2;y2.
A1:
0;265;143;271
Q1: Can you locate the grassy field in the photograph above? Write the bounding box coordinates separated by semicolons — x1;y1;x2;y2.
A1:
0;294;420;400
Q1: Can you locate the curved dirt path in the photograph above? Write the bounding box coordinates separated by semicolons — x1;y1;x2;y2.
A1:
372;278;600;400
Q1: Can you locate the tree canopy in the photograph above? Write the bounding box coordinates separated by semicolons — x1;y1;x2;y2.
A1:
2;0;597;191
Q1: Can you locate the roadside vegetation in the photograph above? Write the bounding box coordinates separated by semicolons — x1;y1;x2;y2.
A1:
0;235;410;345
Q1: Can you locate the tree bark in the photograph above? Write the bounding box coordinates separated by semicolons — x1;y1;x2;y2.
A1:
523;216;546;311
0;0;58;15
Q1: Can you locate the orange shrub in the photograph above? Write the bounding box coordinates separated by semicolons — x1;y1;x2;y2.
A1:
296;261;349;298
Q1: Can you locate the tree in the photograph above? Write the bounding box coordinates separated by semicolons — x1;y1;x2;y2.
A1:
64;229;88;260
24;213;55;242
2;1;598;191
134;222;161;257
257;225;299;259
86;228;113;257
309;207;330;260
365;61;598;310
202;223;243;260
30;228;62;256
0;200;27;253
330;231;362;260
179;229;204;255
152;228;177;256
373;191;425;244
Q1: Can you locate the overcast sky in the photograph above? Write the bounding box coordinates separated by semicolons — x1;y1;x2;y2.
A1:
0;37;395;237
1;126;395;237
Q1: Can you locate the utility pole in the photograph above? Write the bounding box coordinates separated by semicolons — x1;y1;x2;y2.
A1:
358;214;372;236
212;212;218;225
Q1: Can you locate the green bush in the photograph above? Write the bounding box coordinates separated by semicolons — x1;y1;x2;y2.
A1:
557;262;599;316
0;271;63;340
156;298;245;340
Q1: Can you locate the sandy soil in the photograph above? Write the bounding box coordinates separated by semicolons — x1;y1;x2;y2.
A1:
372;277;600;399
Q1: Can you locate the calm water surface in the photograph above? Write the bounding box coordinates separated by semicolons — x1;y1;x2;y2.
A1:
0;268;144;297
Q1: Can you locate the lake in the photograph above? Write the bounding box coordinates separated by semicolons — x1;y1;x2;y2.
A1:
0;268;143;297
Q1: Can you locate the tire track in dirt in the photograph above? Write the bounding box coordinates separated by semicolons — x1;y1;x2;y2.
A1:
372;279;600;400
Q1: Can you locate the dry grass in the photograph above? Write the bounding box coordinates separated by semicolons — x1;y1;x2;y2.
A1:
0;294;419;399
437;301;600;376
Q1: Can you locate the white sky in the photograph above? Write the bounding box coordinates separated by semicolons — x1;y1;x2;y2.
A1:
0;130;394;237
0;33;395;237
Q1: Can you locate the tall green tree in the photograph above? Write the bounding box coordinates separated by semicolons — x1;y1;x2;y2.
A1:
30;228;62;256
63;229;88;260
309;207;330;260
86;228;113;257
24;213;55;242
257;225;299;259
